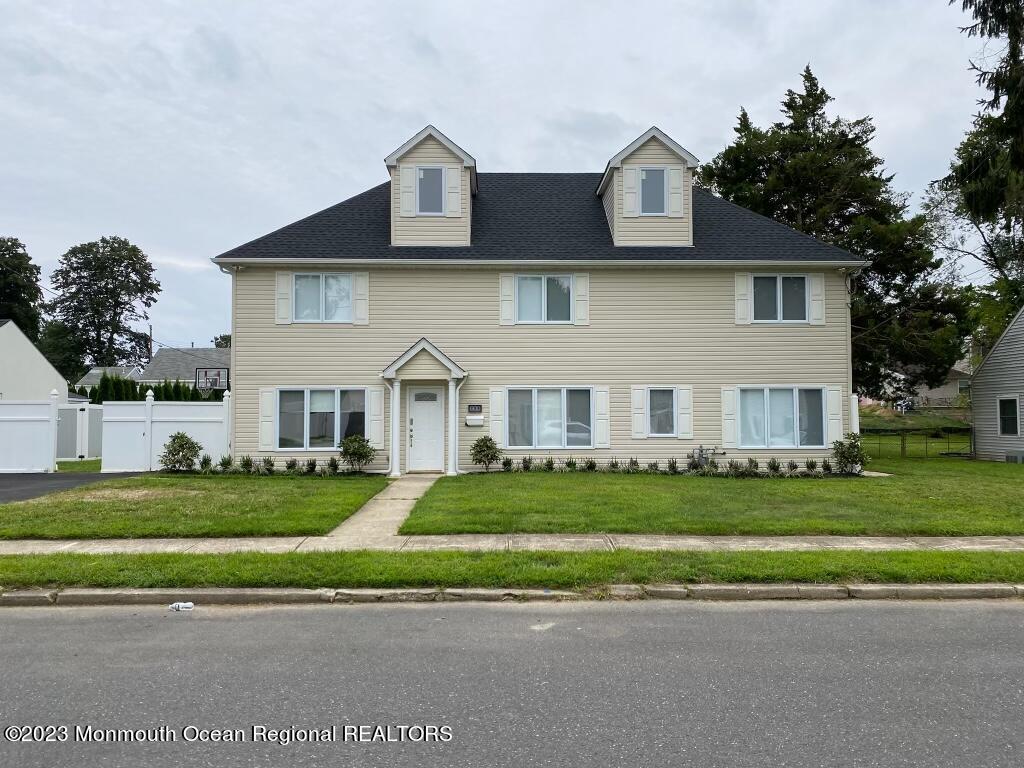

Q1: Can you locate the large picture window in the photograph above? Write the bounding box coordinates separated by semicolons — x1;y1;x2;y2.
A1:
293;273;352;323
277;388;366;450
752;275;807;322
999;397;1020;436
516;275;572;323
739;387;825;448
507;387;592;448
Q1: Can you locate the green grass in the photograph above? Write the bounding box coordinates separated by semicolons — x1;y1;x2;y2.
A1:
859;404;970;431
2;550;1024;589
862;432;972;459
400;458;1024;537
57;459;101;473
0;474;387;539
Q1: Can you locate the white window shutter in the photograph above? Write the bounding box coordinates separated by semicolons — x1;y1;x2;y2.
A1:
809;274;826;325
593;386;610;448
259;388;276;450
622;167;639;217
489;388;506;448
275;272;291;325
826;386;844;445
735;273;751;325
676;385;693;439
668;166;684;218
353;272;370;325
399;166;415;217
366;385;385;448
631;385;647;439
445;166;461;218
721;387;738;448
499;273;515;325
573;273;590;326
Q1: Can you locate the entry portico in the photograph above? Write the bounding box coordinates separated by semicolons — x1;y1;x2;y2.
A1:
381;338;467;477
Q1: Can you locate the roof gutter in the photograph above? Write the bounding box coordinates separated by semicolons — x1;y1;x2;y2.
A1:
211;256;870;269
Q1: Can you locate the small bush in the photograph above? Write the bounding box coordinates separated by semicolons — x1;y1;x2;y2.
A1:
470;436;502;472
318;465;333;477
626;457;641;474
501;457;514;472
583;457;597;472
284;458;299;472
687;456;702;472
786;460;799;475
832;433;870;475
702;458;720;477
746;457;760;477
159;432;203;472
765;457;782;476
822;458;833;474
608;457;620;472
667;457;679;474
260;456;275;475
646;461;660;474
304;458;318;475
327;456;340;475
726;459;744;477
542;456;555;472
340;434;376;472
565;457;578;472
805;458;818;473
198;454;213;474
218;455;233;472
238;455;254;473
519;456;533;472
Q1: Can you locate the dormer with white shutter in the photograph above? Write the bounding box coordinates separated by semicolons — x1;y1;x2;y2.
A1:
596;127;699;247
385;125;477;246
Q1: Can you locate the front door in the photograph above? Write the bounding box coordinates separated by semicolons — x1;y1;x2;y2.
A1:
408;386;444;472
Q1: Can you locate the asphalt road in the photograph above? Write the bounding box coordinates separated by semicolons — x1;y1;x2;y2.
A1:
2;601;1023;768
0;472;135;503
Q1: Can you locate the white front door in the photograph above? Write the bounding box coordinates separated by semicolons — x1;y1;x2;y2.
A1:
408;386;444;472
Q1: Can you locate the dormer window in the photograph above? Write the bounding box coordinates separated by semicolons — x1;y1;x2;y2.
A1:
416;167;445;216
640;168;667;215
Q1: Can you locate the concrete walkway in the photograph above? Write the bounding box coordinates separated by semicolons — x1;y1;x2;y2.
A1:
3;472;1024;555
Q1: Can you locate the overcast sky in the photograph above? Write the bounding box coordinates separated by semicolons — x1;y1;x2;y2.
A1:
0;1;986;348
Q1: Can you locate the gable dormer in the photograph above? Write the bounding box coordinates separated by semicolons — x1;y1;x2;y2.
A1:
596;127;699;247
385;125;477;246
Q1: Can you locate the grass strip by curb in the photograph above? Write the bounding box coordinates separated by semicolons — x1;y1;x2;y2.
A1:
4;550;1024;590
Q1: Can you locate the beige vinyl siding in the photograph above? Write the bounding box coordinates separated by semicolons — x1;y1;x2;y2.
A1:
612;137;692;246
396;349;452;380
232;267;852;470
601;185;615;238
972;308;1024;461
391;136;471;246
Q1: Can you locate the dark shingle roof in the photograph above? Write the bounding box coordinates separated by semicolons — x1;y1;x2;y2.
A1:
137;347;230;383
214;173;858;263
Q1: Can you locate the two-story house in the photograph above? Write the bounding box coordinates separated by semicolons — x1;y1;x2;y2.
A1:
213;125;865;476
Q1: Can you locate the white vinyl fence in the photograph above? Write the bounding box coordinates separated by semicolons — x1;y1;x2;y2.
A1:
102;391;232;472
57;403;103;461
0;391;60;473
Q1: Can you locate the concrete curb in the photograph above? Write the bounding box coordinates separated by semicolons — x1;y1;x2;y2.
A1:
1;584;1023;607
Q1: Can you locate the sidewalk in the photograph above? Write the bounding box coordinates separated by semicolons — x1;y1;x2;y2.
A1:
3;473;1024;555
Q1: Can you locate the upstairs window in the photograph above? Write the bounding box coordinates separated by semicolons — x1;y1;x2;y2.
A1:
753;275;807;322
516;275;572;323
416;167;445;215
999;397;1019;436
293;274;352;323
640;168;666;215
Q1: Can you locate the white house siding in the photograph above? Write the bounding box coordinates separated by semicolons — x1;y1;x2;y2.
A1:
972;308;1024;461
612;137;693;247
390;136;471;246
231;266;853;471
0;322;68;402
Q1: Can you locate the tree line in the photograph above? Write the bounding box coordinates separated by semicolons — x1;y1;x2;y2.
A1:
77;373;225;404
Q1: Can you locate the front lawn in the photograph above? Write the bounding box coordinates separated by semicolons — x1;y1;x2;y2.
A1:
400;458;1024;537
3;550;1024;589
57;459;101;473
0;474;387;539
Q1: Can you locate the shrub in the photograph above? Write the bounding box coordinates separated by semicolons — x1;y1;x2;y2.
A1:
304;458;318;475
832;433;870;475
284;458;299;472
238;455;254;473
646;461;660;473
608;457;620;472
542;456;555;472
667;457;679;474
218;455;234;472
805;458;818;474
470;436;502;472
626;457;641;474
501;457;514;472
765;457;782;476
159;432;203;472
261;456;275;475
327;456;340;475
786;460;799;475
340;434;376;472
702;458;720;477
519;456;533;472
745;457;760;477
726;459;744;477
199;454;213;474
822;458;833;474
687;455;702;472
583;457;597;472
318;465;333;477
565;457;578;472
251;459;270;476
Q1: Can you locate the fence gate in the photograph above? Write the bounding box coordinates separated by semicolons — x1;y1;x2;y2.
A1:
57;403;103;461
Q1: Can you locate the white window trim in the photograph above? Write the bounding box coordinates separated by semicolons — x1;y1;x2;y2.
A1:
275;386;368;451
415;165;446;216
647;387;677;438
292;273;354;324
751;274;810;324
638;166;669;216
737;385;827;449
505;385;595;449
514;274;574;325
997;395;1020;436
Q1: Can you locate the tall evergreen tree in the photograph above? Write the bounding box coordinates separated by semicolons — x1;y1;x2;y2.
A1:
699;67;970;397
47;236;160;368
37;319;88;383
0;237;44;340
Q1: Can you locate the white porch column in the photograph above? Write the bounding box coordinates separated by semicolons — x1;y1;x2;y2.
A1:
389;380;402;477
447;379;458;476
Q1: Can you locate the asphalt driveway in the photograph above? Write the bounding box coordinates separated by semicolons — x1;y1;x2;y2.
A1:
0;472;138;503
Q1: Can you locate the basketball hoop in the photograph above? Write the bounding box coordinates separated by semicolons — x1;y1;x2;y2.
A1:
196;381;215;400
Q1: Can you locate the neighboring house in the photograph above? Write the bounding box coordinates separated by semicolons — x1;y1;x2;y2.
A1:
212;125;865;476
912;360;973;407
75;366;140;393
971;305;1024;462
136;347;231;391
0;319;69;401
